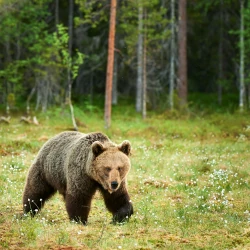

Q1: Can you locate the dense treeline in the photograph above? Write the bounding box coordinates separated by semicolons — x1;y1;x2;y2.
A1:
0;0;249;116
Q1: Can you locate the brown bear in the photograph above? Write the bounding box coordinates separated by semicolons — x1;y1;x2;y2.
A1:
22;131;133;224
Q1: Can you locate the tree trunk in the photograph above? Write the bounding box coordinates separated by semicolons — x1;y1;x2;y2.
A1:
68;0;73;69
68;0;78;131
112;51;118;105
55;0;59;29
169;0;175;110
27;85;36;114
248;84;250;109
5;38;12;63
36;78;41;111
112;1;119;106
142;10;147;120
218;0;224;106
90;72;93;105
239;0;245;111
177;0;187;107
104;0;117;129
136;3;143;113
16;38;21;60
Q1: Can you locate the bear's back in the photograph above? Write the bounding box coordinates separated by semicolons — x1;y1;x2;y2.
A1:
36;131;110;165
33;131;111;192
36;131;82;163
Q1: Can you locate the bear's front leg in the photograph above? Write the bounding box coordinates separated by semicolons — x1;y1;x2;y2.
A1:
101;187;133;223
112;199;134;223
65;193;93;225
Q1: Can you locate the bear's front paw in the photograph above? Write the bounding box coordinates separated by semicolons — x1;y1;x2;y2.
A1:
112;203;133;224
70;216;88;226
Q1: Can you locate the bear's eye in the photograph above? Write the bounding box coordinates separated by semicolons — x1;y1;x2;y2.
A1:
117;167;122;172
105;167;111;173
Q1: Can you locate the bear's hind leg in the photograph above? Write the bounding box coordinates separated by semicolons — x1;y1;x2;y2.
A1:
23;186;56;216
23;167;56;216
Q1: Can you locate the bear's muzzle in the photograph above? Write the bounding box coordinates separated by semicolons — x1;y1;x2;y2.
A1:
111;181;118;190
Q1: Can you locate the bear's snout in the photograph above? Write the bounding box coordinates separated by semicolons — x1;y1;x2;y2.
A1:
111;181;118;190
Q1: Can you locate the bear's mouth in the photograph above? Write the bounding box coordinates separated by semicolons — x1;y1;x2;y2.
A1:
108;189;114;194
99;181;115;193
107;186;118;194
107;183;119;194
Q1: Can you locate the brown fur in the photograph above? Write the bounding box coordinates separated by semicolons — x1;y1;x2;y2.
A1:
22;131;133;224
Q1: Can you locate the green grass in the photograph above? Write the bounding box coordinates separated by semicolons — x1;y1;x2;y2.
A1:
0;107;250;249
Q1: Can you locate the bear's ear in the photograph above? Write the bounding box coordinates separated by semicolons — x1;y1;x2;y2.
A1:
92;141;105;157
118;140;131;156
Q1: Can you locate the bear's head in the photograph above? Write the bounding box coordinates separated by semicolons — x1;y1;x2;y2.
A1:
90;140;131;193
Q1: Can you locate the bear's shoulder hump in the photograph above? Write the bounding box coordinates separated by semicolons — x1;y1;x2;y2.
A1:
84;132;109;144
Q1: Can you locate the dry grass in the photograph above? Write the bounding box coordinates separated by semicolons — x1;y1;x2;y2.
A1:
0;110;250;249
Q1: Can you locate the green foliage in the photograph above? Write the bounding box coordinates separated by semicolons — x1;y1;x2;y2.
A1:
53;24;85;79
0;0;53;99
119;0;169;58
0;1;82;110
75;0;108;28
0;0;249;114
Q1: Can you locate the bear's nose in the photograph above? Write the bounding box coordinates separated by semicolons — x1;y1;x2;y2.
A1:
111;181;118;190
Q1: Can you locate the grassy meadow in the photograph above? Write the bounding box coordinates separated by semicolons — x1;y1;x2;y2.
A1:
0;106;250;249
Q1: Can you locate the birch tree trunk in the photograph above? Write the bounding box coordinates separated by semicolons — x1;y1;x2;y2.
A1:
136;4;143;113
177;0;187;107
239;0;245;111
104;0;117;129
68;0;78;131
27;86;36;113
169;0;175;110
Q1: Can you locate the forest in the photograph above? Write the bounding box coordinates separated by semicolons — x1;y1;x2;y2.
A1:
0;0;250;125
